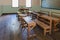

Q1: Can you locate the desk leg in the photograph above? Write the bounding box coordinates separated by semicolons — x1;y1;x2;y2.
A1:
28;25;30;38
27;25;36;39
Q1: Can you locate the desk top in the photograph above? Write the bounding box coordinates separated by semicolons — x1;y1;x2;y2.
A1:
18;14;27;17
23;16;33;23
23;16;36;30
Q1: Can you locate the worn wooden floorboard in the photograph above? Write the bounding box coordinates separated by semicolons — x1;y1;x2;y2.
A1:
0;14;60;40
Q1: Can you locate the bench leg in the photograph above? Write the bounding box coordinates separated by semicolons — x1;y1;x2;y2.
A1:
44;29;46;36
49;30;51;34
44;30;51;36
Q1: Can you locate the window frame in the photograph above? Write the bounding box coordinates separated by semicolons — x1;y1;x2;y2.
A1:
26;0;32;7
12;0;19;7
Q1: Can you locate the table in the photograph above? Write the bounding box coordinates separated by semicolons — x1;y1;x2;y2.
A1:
23;16;36;37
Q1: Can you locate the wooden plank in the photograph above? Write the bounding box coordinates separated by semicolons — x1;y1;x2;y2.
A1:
32;12;60;22
39;15;59;21
35;19;50;29
18;14;27;17
39;18;50;25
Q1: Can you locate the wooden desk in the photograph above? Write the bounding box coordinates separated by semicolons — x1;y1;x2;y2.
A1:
23;16;36;37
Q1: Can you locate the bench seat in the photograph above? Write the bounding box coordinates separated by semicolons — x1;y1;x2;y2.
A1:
34;19;51;35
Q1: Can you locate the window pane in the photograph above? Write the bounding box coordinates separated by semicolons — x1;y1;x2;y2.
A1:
12;0;18;7
26;0;31;7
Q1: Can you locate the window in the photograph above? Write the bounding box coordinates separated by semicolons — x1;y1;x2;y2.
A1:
12;0;19;7
26;0;31;7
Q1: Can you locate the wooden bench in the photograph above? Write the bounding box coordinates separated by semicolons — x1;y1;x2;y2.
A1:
34;19;51;35
38;14;60;31
31;12;60;35
31;12;52;35
38;17;50;25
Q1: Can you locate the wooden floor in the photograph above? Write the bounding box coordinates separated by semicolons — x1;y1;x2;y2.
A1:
0;14;60;40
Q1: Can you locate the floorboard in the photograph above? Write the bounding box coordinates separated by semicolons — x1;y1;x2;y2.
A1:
0;14;60;40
